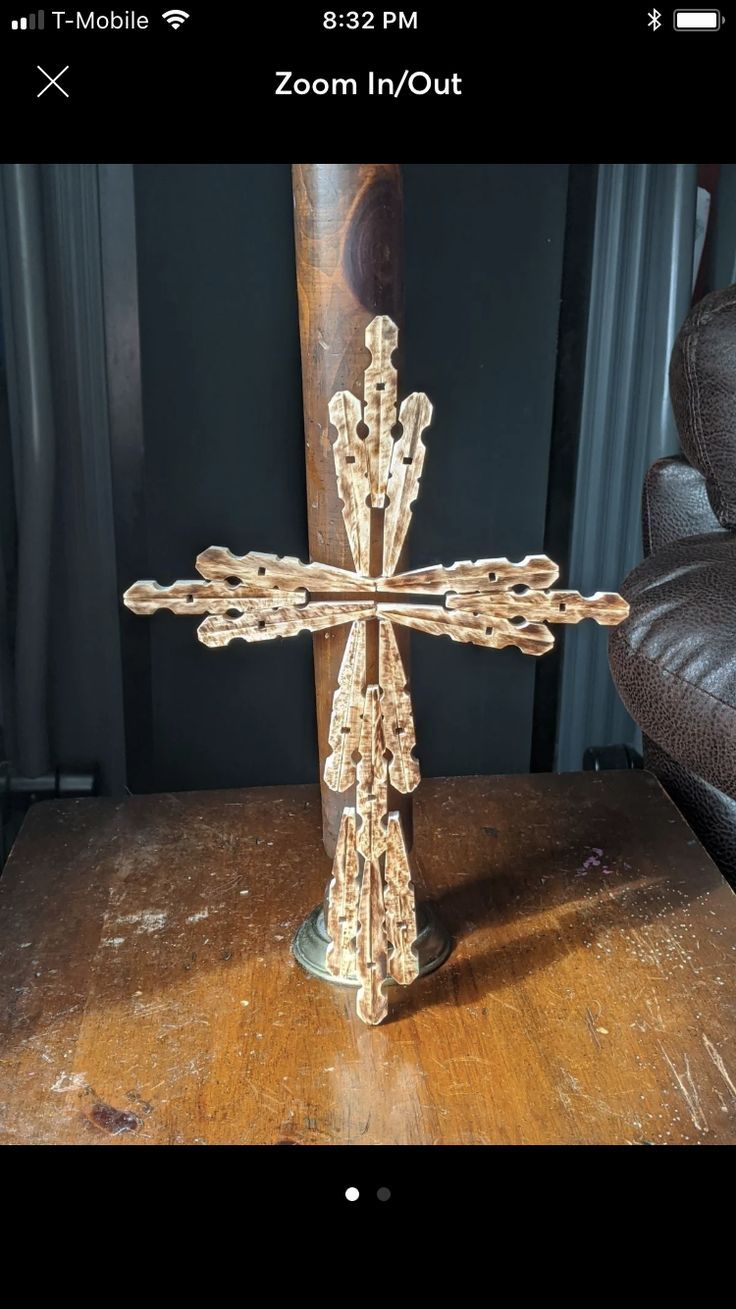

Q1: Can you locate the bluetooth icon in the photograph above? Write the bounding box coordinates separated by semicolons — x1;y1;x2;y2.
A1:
648;8;662;28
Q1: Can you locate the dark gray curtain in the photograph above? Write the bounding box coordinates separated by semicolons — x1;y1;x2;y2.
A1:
556;164;698;770
0;163;126;794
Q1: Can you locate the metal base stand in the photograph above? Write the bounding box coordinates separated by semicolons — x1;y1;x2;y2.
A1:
293;902;452;987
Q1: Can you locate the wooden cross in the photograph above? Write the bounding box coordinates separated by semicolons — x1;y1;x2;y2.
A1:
124;316;628;1025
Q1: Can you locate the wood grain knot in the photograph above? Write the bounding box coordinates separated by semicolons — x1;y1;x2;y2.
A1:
343;178;402;313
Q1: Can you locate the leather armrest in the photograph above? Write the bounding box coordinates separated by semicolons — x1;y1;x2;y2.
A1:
608;531;736;801
642;455;722;556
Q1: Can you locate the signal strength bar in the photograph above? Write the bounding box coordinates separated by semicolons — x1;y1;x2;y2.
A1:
11;10;45;28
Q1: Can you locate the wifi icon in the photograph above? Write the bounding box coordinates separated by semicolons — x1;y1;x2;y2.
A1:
162;8;189;28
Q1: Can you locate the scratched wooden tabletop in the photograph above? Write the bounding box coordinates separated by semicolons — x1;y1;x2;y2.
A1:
1;771;735;1145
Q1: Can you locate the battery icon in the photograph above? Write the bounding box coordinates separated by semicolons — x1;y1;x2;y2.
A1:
674;9;722;28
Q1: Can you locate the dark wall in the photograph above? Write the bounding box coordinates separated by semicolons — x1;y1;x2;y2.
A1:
135;164;313;791
713;164;736;291
403;164;568;777
133;163;569;791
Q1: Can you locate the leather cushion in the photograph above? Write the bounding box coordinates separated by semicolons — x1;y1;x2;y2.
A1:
642;455;721;556
669;284;736;529
608;530;736;800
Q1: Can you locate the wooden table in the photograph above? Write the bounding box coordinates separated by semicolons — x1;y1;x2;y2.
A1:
1;771;735;1145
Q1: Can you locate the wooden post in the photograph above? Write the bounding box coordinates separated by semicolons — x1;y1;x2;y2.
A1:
292;163;411;858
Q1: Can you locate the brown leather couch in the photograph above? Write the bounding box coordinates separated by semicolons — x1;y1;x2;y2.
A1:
608;283;736;883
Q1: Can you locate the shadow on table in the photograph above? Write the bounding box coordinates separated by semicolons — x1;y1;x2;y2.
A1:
389;838;714;1023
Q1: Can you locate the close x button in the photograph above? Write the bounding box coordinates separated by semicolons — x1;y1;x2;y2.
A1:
36;65;69;98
